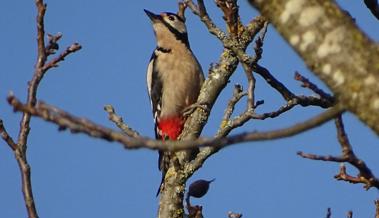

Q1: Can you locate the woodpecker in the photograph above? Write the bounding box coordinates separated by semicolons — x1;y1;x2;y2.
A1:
144;9;204;196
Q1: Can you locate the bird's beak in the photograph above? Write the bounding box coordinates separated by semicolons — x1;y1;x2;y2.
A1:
144;9;161;22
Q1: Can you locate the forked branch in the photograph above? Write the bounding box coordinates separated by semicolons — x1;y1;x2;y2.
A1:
0;1;81;217
298;115;379;190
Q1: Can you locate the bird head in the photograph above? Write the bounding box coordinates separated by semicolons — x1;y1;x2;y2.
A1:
144;9;189;48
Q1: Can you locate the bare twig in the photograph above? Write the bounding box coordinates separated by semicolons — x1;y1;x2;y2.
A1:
184;0;200;15
364;0;379;20
375;199;379;218
335;117;379;189
19;12;81;150
221;27;333;111
255;66;334;108
8;95;344;152
42;43;82;72
104;105;140;138
11;2;48;217
219;109;253;137
188;105;343;174
254;64;295;101
251;21;268;64
347;210;353;218
297;152;347;162
245;16;268;44
298;115;379;190
241;62;255;110
258;99;301;119
0;119;17;150
294;71;334;103
177;1;187;21
35;0;47;69
221;84;246;123
187;0;227;41
14;151;37;218
215;0;241;36
334;164;364;184
6;1;82;217
219;78;334;140
326;208;331;218
218;22;270;131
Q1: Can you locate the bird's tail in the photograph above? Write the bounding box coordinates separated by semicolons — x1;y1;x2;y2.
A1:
156;150;168;196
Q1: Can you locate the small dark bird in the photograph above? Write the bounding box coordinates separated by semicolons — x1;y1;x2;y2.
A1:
188;179;215;198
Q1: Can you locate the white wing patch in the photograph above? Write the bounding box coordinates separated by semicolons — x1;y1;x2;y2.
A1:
146;56;154;107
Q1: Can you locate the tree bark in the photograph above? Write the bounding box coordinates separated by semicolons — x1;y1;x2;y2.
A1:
157;49;239;218
250;0;379;135
157;14;267;217
158;165;186;218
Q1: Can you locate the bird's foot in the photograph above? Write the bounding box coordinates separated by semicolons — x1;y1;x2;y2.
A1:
182;103;209;117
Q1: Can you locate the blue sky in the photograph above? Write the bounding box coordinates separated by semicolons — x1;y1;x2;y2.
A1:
0;1;378;217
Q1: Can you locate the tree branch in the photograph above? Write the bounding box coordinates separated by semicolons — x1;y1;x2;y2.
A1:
294;71;335;103
42;43;81;72
104;105;140;138
35;0;47;69
326;208;332;218
219;84;246;130
254;64;295;101
347;210;353;218
249;0;379;134
192;0;227;41
5;1;82;217
0;119;17;150
297;152;347;162
215;0;241;36
298;115;379;190
8;94;344;152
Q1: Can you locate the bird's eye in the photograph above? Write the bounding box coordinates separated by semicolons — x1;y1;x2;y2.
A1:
168;16;175;21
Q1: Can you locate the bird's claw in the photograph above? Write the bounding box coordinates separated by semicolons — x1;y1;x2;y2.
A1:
182;103;209;117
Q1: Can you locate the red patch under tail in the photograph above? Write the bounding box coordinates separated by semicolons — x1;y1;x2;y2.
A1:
158;116;184;140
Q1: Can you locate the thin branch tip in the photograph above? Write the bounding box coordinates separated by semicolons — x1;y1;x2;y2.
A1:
299;115;379;190
104;104;140;137
0;119;18;150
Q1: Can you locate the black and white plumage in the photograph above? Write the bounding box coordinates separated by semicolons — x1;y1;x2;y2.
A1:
144;9;204;196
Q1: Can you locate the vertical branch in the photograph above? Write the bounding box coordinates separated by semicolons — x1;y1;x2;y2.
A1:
241;62;255;110
346;210;353;218
17;2;47;217
35;0;47;69
11;2;49;217
177;1;187;21
15;151;38;218
326;208;331;218
215;0;241;36
245;22;268;110
18;0;47;148
12;1;83;217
